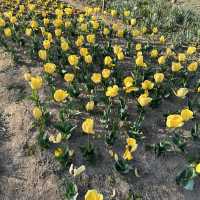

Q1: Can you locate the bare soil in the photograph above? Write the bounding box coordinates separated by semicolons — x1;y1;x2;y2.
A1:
0;0;200;200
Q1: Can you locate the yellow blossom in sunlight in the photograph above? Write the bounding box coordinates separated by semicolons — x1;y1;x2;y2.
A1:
102;68;111;79
25;28;32;37
150;49;158;58
32;107;42;120
123;149;133;160
54;89;69;102
124;10;130;17
180;108;193;122
30;76;43;90
159;35;165;44
0;18;5;27
136;55;147;67
85;189;103;200
172;62;182;72
111;10;117;17
91;73;102;84
61;41;69;51
4;28;12;37
84;54;93;64
64;73;75;82
113;45;122;55
126;138;138;152
44;63;56;74
54;147;63;157
86;34;95;44
195;163;200;173
103;27;110;36
124;76;134;88
82;118;94;134
43;40;51;49
49;133;62;143
166;114;184;128
187;46;196;55
152;27;158;33
117;52;124;60
137;93;152;107
174;88;188;98
106;85;119;97
142;80;154;90
130;18;137;26
135;43;142;51
178;53;186;62
38;50;47;61
132;29;140;37
154;73;164;83
68;55;79;66
85;101;95;111
187;62;198;72
80;48;89;56
198;87;200;93
75;36;84;47
104;56;113;66
30;20;38;29
158;56;166;65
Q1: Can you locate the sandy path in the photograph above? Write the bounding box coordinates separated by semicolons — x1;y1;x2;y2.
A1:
0;49;60;200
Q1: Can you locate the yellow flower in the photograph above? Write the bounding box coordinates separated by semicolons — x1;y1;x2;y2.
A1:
152;27;158;33
178;53;186;62
85;101;95;111
103;28;110;35
123;149;133;160
117;30;124;38
61;41;69;51
30;76;43;90
187;46;196;55
49;133;62;143
150;49;158;58
159;35;165;44
117;52;124;60
80;23;88;32
38;50;47;61
55;28;62;37
84;54;93;64
135;43;142;51
102;68;111;79
135;55;147;67
53;18;62;28
43;18;50;26
195;163;200;173
126;138;138;152
82;118;94;134
142;80;154;90
32;107;42;120
124;76;133;86
43;39;51;49
64;73;74;82
75;36;84;47
154;73;164;83
106;85;119;97
65;7;73;15
174;88;188;98
104;56;113;66
166;114;184;128
54;89;69;102
25;28;32;36
124;10;130;17
137;93;152;107
91;73;102;84
187;62;198;72
80;47;89;56
180;108;193;122
0;18;5;27
172;62;182;72
24;72;31;81
4;28;12;37
198;87;200;93
68;55;79;66
111;10;117;17
86;34;95;44
10;16;17;24
158;56;166;65
113;45;122;55
54;147;63;157
85;189;103;200
132;29;140;37
44;63;56;74
91;20;99;29
130;18;137;26
30;20;38;29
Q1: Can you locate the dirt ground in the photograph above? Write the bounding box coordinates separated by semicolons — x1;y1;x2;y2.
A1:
0;0;200;200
